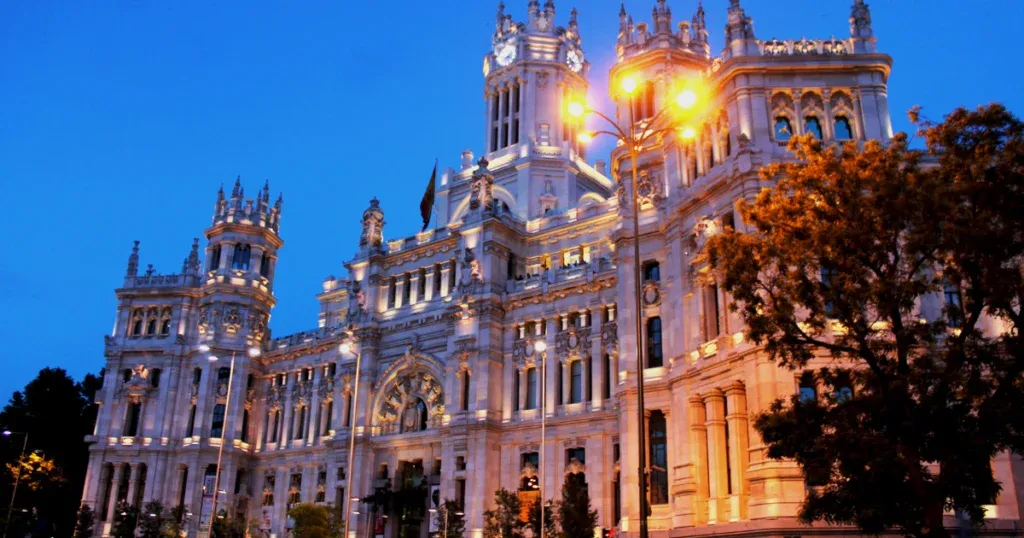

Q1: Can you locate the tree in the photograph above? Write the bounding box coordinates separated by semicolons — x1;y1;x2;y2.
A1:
527;497;558;538
110;501;139;538
137;500;169;538
483;488;524;538
705;104;1024;538
288;503;331;538
165;505;188;538
73;503;95;538
437;499;467;538
0;367;102;537
326;504;346;538
5;450;62;492
558;478;595;538
211;510;246;538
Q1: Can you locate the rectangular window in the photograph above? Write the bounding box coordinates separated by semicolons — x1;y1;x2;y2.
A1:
211;403;226;438
513;371;520;412
649;410;669;505
187;405;197;437
434;264;443;296
259;253;271;278
799;371;817;403
151;368;162;388
388;277;397;309
646;316;663;368
289;473;302;506
209;245;222;272
944;278;963;328
603;353;611;399
456;478;466;510
418;268;427;301
402;274;411;305
324;400;333;434
704;284;721;339
124;402;141;437
566;447;585;465
526;367;538;410
241;409;250;443
821;267;838;318
449;260;457;294
570;360;583;403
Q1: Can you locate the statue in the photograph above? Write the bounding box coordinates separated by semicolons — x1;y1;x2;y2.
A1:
468;158;494;213
346;280;368;323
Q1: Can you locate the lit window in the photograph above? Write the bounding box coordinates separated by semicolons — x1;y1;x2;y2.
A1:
821;266;838;318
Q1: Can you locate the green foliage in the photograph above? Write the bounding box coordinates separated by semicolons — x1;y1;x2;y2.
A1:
288;503;331;538
437;499;467;538
326;504;347;538
705;104;1024;538
73;503;95;538
558;479;596;538
165;505;187;538
211;510;246;538
483;488;524;538
527;497;558;538
0;367;102;537
136;500;168;538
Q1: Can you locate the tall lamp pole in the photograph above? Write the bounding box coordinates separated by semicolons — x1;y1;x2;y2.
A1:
533;340;548;538
341;338;362;538
569;76;704;538
200;344;261;538
2;430;28;538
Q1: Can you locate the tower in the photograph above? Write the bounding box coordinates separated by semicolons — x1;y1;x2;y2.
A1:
433;0;613;222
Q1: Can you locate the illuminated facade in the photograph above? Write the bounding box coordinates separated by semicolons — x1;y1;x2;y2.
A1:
82;1;1024;537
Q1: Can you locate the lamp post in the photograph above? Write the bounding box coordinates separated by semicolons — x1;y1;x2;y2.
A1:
200;344;261;538
429;506;464;538
533;340;548;538
569;75;704;538
2;430;27;538
341;338;362;538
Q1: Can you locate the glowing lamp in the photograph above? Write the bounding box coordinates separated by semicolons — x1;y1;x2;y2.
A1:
534;340;547;353
676;89;698;109
339;342;352;354
680;126;697;140
567;101;586;118
199;344;211;353
577;132;594;144
247;347;261;358
620;76;638;95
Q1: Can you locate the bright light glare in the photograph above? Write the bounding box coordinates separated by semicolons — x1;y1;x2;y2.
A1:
248;347;261;358
567;101;585;118
339;342;352;354
208;355;219;362
680;126;697;139
1;430;10;436
620;76;638;94
199;344;211;353
534;340;547;353
676;89;697;109
577;132;594;144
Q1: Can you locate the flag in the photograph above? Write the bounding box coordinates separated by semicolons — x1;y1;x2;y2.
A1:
420;159;438;231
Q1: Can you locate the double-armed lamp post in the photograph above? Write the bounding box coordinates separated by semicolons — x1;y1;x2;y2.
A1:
568;75;705;538
340;337;362;538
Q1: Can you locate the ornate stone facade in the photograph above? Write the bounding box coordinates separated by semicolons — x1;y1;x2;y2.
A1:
81;2;1024;538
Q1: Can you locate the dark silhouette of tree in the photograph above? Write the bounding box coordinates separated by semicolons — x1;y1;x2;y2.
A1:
0;367;102;537
527;497;558;538
705;104;1024;538
558;478;596;538
73;503;95;538
288;503;330;538
437;498;466;538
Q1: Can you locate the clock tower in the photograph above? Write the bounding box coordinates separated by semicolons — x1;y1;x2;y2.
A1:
472;0;612;220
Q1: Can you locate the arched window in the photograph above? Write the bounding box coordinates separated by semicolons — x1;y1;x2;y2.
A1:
525;367;538;410
649;410;668;505
209;245;222;272
210;403;226;438
774;117;793;142
569;360;583;404
804;116;823;139
646;317;663;368
145;319;157;335
131;317;143;337
642;261;661;282
834;115;853;140
417;399;428;431
232;244;251;271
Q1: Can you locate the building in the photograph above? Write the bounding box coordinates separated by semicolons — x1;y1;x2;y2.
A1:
80;1;1024;537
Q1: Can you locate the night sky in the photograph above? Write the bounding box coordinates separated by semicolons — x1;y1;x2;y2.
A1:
2;0;1021;400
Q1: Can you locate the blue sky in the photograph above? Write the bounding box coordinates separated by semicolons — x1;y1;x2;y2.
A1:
1;0;1021;400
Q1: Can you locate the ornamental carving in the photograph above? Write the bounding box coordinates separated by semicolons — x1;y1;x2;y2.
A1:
565;457;586;476
223;306;243;334
378;371;444;435
121;364;151;400
556;327;591;359
642;281;661;307
468;158;494;213
601;321;618;347
635;172;665;207
198;306;212;333
346;279;370;324
693;216;721;251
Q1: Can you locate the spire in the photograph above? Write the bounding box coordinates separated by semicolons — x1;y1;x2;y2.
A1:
850;0;875;49
497;1;505;31
692;1;708;44
653;0;672;34
528;0;540;21
186;238;201;276
231;176;241;199
725;0;755;46
126;240;140;277
569;7;578;33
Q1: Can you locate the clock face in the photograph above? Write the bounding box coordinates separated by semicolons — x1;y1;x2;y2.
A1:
566;48;584;73
495;40;517;67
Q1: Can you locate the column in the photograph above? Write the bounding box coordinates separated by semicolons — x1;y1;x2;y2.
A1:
280;375;294;448
543;317;557;416
736;88;754;140
822;89;835;140
710;122;721;165
792;88;804;135
424;268;436;302
409;272;420;306
486;89;497;151
125;463;142;508
440;264;451;298
518;368;527;412
395;275;406;309
591;311;604;409
688;396;709;525
725;381;750;520
104;464;127;526
703;390;729;523
307;368;322;444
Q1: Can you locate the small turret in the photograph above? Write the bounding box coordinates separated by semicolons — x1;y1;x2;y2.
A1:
618;4;633;46
850;0;876;53
528;0;540;21
691;1;710;56
652;0;672;35
126;240;140;277
568;7;578;35
183;238;201;276
544;0;555;19
724;0;757;58
360;198;386;254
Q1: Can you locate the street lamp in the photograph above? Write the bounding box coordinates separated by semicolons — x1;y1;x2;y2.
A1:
569;74;706;538
533;340;548;538
341;338;363;538
2;430;27;538
200;344;261;538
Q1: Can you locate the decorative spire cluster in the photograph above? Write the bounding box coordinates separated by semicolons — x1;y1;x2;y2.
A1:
849;0;876;53
725;0;755;42
211;176;283;233
181;238;201;276
617;1;708;60
125;240;140;277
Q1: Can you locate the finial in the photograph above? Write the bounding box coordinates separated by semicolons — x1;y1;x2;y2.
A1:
126;240;140;277
476;156;490;174
619;2;626;17
231;176;241;198
262;180;270;204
